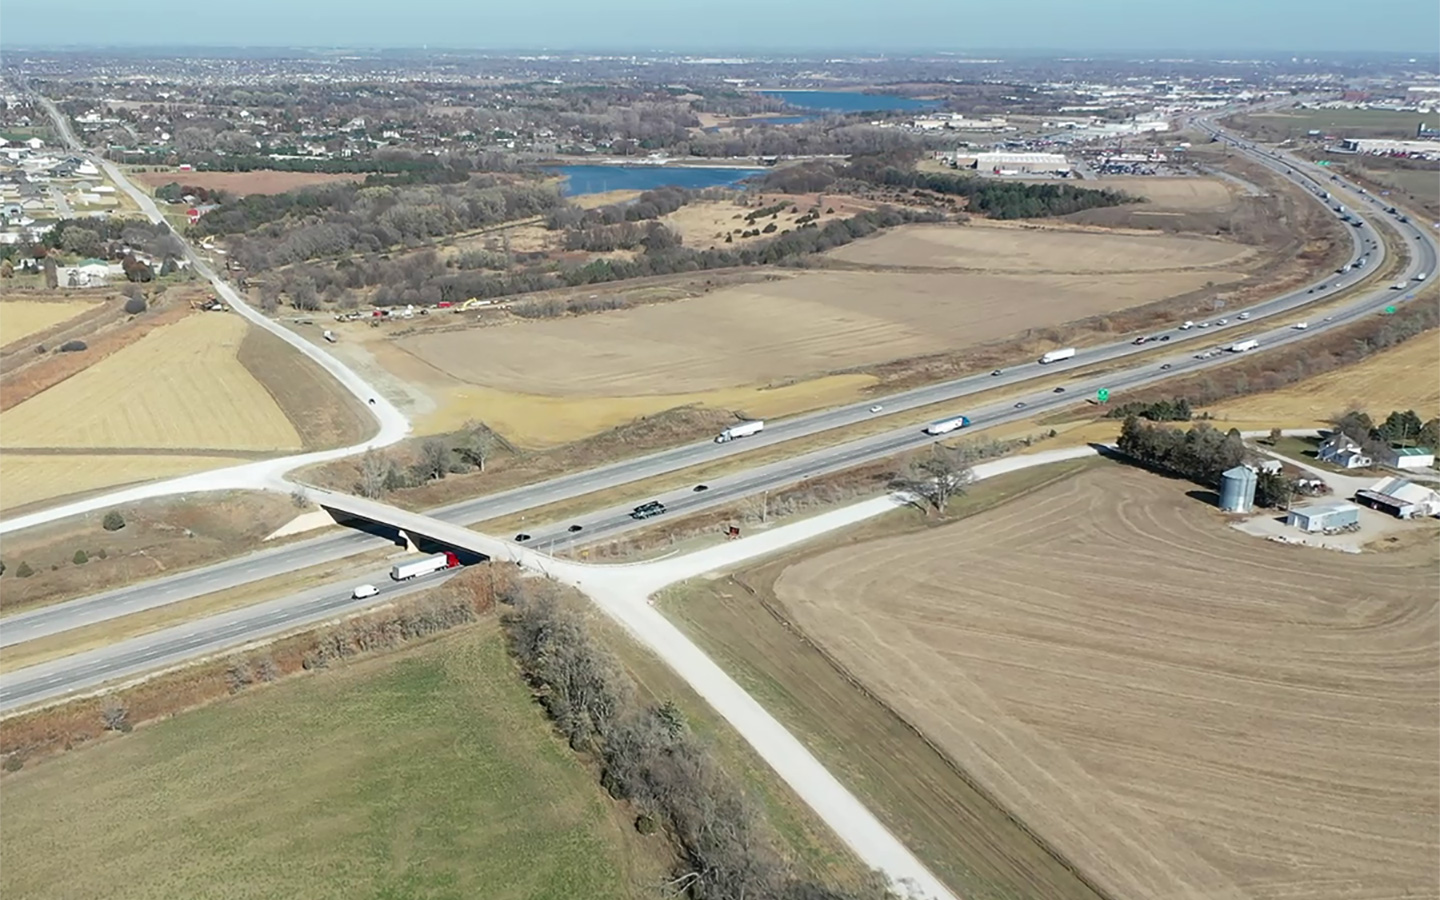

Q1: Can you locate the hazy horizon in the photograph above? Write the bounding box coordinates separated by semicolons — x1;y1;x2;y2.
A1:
3;0;1437;55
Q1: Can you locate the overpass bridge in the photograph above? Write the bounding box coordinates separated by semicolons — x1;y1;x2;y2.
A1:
307;487;549;572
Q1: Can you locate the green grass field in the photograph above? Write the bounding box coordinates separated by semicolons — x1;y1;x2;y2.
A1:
1238;108;1430;139
0;622;668;900
656;458;1109;900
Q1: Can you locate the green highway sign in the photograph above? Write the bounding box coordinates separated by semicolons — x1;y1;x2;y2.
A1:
1384;305;1397;315
1097;388;1110;403
1317;160;1331;166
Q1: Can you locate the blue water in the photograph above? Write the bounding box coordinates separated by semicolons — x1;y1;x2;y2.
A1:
552;165;766;196
761;90;935;113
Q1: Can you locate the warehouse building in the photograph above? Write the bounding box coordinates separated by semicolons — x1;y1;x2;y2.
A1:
969;151;1071;175
1382;446;1435;470
1286;500;1361;533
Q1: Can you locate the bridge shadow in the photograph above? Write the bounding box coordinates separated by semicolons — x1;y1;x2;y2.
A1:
320;508;489;566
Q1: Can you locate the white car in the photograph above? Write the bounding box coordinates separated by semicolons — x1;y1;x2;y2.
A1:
352;584;379;599
868;405;884;414
1292;322;1309;330
1237;312;1251;320
1216;318;1229;325
1198;321;1211;328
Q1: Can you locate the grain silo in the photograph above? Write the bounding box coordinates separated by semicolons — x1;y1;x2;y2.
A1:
1219;465;1258;513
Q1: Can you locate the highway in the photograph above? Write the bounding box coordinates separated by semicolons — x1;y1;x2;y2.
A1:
1;115;1434;710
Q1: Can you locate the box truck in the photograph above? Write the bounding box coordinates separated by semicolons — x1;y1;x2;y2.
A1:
1039;347;1077;364
923;415;970;436
715;420;764;443
390;552;460;581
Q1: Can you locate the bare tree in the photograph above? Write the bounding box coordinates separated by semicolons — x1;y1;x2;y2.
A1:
358;449;388;498
455;420;497;473
418;438;452;482
100;696;129;731
893;444;975;516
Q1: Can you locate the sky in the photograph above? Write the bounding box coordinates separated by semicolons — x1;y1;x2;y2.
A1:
3;0;1438;54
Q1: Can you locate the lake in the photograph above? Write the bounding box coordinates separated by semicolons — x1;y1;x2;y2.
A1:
551;165;766;196
761;90;936;113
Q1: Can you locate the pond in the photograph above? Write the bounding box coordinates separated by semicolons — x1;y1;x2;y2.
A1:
761;90;936;113
551;165;766;196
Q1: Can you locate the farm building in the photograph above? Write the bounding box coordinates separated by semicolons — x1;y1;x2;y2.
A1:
1219;465;1257;513
969;152;1071;175
1286;500;1360;533
1362;476;1440;518
1381;446;1435;470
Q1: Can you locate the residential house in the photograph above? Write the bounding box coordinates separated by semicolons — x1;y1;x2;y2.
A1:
1317;433;1372;469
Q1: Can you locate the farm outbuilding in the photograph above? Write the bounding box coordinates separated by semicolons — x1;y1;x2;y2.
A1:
1219;465;1257;513
1286;501;1360;533
1382;447;1435;470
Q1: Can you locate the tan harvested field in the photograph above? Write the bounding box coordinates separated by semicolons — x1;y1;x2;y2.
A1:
398;268;1240;398
773;464;1440;900
829;222;1250;272
1209;333;1440;426
132;169;363;196
1090;175;1236;210
0;312;302;452
0;454;242;513
0;299;100;346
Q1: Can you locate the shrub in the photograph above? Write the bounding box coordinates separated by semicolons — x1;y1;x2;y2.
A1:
95;548;107;559
102;510;126;531
73;550;89;565
2;755;23;773
59;339;87;352
0;560;5;577
15;561;33;578
123;296;147;314
635;814;658;835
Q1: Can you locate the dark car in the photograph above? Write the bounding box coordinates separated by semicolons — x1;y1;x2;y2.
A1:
693;484;709;492
630;501;667;520
991;369;1003;376
1014;401;1027;408
1159;335;1170;341
1053;386;1066;393
514;533;531;542
567;524;583;533
1160;363;1172;370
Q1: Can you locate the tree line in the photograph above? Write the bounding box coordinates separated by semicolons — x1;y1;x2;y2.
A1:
1333;408;1439;458
1117;418;1296;508
500;576;892;900
761;155;1133;219
201;176;565;271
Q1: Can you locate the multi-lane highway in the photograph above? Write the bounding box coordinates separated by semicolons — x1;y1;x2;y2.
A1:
1;115;1434;711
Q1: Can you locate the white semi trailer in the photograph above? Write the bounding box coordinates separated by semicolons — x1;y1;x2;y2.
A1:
715;420;764;443
1227;339;1259;353
1039;347;1077;364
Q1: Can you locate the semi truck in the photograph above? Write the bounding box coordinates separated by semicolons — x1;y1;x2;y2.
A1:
923;415;970;436
390;552;460;581
1227;339;1259;353
715;420;764;443
1039;347;1077;364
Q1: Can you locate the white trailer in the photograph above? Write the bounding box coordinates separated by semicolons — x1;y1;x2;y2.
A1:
1227;339;1259;353
390;552;459;581
715;420;764;443
1039;347;1077;364
923;415;970;436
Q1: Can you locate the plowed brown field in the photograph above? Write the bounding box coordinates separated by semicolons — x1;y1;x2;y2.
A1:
773;465;1439;900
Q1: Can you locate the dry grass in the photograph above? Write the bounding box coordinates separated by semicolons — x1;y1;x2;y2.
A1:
662;193;871;250
0;312;302;452
419;374;875;448
0;491;301;612
132;169;364;196
0;299;100;346
237;325;371;450
1207;333;1440;426
0;454;242;514
398;268;1240;399
1088;176;1236;210
829;222;1250;272
773;464;1439;900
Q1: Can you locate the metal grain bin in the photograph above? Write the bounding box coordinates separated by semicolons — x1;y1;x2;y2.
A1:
1219;465;1257;513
